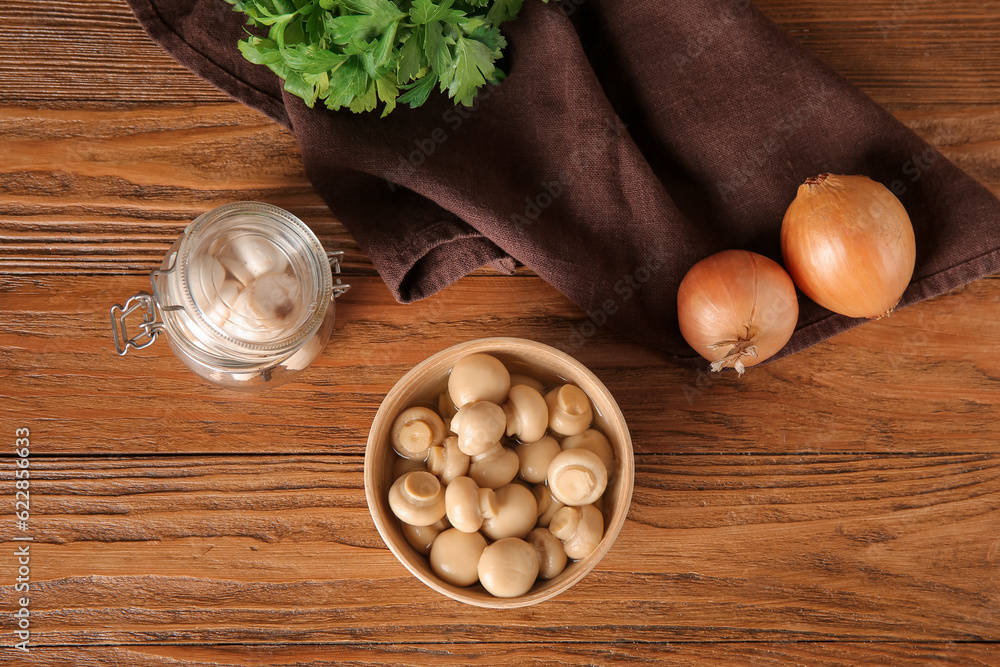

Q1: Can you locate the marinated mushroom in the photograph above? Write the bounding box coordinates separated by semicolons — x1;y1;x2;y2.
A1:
549;504;605;560
391;407;447;460
445;476;499;533
481;482;538;541
207;278;241;329
544;385;593;436
532;484;565;527
478;537;539;598
282;328;324;371
451;401;507;456
438;392;458;421
515;436;561;484
222;288;274;343
385;352;620;598
426;435;470;485
401;518;448;555
218;234;289;286
468;444;519;490
388;471;447;526
546;448;608;507
527;527;568;580
561;429;615;474
503;384;549;444
448;353;511;408
247;271;301;325
430;528;488;587
392;455;427;480
508;373;546;394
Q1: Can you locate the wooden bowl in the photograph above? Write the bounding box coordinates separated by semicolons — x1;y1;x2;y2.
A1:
364;337;634;608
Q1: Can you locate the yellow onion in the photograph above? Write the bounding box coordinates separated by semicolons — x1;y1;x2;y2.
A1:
780;174;916;319
677;250;799;375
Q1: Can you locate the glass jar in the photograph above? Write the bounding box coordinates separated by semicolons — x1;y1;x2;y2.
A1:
111;202;349;390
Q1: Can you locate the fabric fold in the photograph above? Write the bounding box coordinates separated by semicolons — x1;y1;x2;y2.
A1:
127;0;1000;361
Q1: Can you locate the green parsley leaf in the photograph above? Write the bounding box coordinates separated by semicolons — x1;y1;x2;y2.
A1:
283;70;319;107
423;21;452;74
225;0;553;115
396;27;426;82
485;0;524;26
440;35;496;105
282;44;348;74
349;79;379;112
398;72;439;107
376;73;399;117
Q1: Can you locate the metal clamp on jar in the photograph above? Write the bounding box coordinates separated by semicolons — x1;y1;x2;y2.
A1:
110;202;350;390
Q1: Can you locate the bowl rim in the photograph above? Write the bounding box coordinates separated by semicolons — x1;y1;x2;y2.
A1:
364;337;635;608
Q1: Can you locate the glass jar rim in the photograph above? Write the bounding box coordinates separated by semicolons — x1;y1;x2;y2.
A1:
155;202;334;361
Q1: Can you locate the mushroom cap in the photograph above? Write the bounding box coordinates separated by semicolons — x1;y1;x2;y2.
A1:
401;518;448;555
430;528;488;587
448;353;511;408
478;537;540;598
452;401;507;456
388;470;447;527
546;448;608;507
222;288;277;343
247;271;301;325
527;527;568;580
481;483;538;541
515;436;562;484
392;455;427;481
445;476;498;533
561;429;615;474
391;407;447;460
532;484;565;527
427;435;470;485
217;233;289;286
544;385;593;437
508;373;546;394
437;392;458;421
468;445;519;490
503;384;549;444
550;503;605;560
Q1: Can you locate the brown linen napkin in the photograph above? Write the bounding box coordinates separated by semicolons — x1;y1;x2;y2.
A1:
127;0;1000;362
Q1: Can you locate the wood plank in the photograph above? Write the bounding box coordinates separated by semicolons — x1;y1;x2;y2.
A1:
0;642;995;666
0;454;996;643
0;0;226;103
1;1;999;109
760;0;1000;108
4;274;1000;455
0;104;371;275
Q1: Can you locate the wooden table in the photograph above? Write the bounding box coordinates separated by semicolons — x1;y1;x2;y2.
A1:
2;1;999;664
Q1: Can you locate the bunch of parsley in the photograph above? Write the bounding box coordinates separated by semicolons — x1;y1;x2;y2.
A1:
225;0;541;117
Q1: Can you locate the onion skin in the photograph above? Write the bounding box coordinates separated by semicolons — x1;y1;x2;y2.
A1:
677;250;799;375
780;174;916;319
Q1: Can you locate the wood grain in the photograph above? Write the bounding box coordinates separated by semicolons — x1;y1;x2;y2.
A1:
4;274;1000;456
0;454;996;644
0;643;995;666
0;1;226;104
1;643;997;666
0;104;368;275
